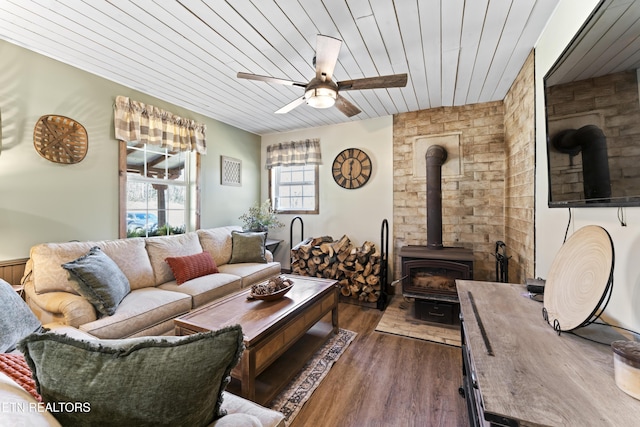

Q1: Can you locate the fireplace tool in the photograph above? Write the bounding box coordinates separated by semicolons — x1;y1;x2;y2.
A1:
377;219;390;310
493;241;510;283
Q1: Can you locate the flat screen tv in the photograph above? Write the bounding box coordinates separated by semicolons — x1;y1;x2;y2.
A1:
543;0;640;208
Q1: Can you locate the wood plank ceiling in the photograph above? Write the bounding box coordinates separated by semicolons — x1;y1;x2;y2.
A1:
0;0;560;135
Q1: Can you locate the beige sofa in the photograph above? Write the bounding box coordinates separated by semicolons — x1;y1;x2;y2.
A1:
22;226;281;339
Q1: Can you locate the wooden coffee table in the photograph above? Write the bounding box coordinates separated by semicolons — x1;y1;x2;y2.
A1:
174;275;339;405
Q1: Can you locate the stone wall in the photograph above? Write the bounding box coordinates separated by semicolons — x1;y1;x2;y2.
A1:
393;101;506;282
503;51;536;283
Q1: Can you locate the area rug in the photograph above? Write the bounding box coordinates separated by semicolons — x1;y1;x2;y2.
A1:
375;296;461;347
269;328;356;426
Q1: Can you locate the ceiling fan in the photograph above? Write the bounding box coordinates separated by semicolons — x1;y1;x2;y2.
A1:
237;35;408;117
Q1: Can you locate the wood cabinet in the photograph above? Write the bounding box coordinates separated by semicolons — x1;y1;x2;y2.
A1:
457;280;640;426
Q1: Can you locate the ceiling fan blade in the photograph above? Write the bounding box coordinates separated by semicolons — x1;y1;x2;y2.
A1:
335;95;361;117
237;72;306;87
338;73;408;91
275;97;306;114
315;35;342;81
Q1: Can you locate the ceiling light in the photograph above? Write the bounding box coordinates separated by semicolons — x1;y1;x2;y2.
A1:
305;87;337;109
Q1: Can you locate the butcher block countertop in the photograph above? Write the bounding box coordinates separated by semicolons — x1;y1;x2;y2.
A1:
457;280;640;426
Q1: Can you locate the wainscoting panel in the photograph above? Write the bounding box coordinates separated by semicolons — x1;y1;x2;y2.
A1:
0;258;28;287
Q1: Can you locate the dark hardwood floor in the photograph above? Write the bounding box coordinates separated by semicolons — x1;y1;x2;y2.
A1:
289;301;470;427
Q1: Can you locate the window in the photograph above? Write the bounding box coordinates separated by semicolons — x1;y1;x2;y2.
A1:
270;164;319;214
119;141;199;238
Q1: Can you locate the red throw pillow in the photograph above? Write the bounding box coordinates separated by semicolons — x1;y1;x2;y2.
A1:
165;251;219;285
0;353;41;401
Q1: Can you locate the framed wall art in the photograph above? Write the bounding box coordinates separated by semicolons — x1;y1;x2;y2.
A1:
221;155;241;186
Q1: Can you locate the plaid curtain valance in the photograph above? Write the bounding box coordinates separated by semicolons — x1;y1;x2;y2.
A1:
265;138;322;169
114;96;207;154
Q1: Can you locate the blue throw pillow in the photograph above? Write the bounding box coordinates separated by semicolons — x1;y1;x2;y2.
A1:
62;246;130;316
0;279;43;353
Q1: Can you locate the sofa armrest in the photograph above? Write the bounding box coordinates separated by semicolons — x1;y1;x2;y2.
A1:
215;392;285;427
24;281;97;327
0;372;62;426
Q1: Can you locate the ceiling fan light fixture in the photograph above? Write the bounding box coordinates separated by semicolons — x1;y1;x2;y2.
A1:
305;87;337;109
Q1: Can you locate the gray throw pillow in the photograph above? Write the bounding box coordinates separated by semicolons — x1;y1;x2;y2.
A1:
229;231;267;264
18;326;244;427
62;246;130;316
0;279;43;353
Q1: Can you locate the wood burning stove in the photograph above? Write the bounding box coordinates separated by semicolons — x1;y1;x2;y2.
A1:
399;246;473;324
400;248;474;300
398;145;474;324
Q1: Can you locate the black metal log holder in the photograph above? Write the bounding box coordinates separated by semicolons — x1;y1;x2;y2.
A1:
289;216;304;271
377;219;390;310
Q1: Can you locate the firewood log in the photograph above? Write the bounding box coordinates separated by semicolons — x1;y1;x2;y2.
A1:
319;242;334;257
366;275;379;285
310;236;333;246
308;263;317;276
363;262;372;277
291;237;313;251
332;235;350;252
329;263;339;278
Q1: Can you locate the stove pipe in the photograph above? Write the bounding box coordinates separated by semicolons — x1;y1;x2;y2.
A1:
426;145;448;250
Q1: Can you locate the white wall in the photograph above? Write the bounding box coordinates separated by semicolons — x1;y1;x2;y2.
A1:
261;116;394;272
535;0;640;331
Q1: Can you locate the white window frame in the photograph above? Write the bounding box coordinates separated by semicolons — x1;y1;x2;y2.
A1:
269;164;319;214
119;141;199;238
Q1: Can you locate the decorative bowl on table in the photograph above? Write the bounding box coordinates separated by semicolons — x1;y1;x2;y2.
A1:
248;275;294;301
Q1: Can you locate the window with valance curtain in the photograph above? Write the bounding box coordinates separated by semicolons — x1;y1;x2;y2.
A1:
265;138;322;169
114;95;207;154
114;96;205;238
267;139;321;214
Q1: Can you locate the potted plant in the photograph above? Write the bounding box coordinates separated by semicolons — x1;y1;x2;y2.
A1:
239;199;285;232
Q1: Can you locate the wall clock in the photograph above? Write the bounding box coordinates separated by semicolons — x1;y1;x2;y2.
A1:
332;148;372;189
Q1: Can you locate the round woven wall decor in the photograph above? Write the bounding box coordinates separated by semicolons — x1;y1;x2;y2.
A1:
33;115;88;164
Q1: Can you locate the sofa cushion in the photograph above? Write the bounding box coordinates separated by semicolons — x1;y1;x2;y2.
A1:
229;231;267;264
146;232;203;285
78;288;191;339
197;226;241;266
165;251;219;285
62;247;131;316
159;273;243;308
0;279;43;353
18;326;244;427
99;238;156;290
218;262;282;288
30;238;155;294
